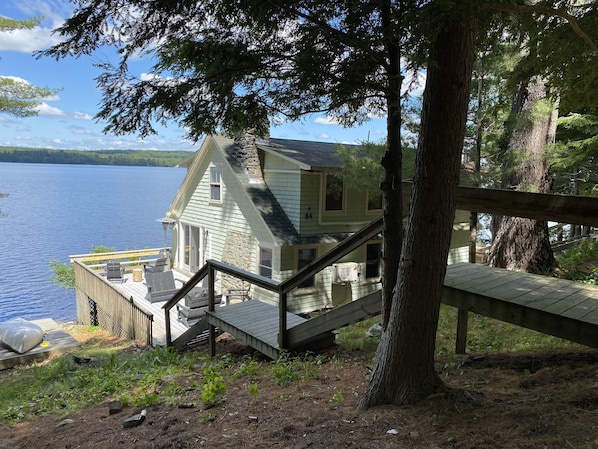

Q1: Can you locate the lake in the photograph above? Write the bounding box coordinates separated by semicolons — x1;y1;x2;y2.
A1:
0;162;187;324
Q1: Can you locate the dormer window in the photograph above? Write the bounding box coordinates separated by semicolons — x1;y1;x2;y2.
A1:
324;172;344;212
209;164;222;202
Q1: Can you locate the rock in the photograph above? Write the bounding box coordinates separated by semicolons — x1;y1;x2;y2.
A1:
178;402;195;409
108;401;122;415
366;323;383;338
56;419;75;427
123;409;147;428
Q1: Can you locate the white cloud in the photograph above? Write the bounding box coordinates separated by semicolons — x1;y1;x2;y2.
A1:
318;133;330;139
314;116;340;126
0;25;63;52
35;102;66;116
72;111;93;120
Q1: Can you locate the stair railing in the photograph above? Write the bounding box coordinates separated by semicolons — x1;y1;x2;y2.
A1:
163;215;383;349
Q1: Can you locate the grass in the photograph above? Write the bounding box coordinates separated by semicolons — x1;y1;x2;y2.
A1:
1;240;593;425
1;310;582;425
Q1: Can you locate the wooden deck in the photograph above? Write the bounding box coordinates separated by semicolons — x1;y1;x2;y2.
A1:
110;271;191;346
203;262;598;358
442;262;598;348
206;300;334;359
0;319;81;370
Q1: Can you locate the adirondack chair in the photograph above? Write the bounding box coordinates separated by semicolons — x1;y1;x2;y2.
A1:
176;278;222;327
145;271;178;303
143;257;168;274
105;260;125;283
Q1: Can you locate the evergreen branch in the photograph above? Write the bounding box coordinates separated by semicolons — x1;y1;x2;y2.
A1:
483;2;598;52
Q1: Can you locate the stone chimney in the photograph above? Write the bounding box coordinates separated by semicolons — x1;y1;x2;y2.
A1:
233;128;267;183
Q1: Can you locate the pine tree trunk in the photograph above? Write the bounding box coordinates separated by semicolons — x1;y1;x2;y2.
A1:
486;77;557;273
379;4;402;329
359;11;477;408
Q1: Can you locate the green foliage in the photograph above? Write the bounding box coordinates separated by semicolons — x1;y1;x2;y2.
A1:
200;366;226;408
49;245;116;290
0;14;59;118
0;16;41;31
0;78;61;118
49;258;76;290
329;389;344;404
271;353;319;386
0;146;192;167
0;341;203;424
248;383;259;397
555;239;598;284
231;355;264;380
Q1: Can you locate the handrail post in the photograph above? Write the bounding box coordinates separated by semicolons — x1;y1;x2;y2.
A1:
279;291;288;349
208;264;216;357
165;307;172;346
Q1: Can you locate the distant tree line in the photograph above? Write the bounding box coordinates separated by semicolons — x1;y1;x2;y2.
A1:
0;146;193;167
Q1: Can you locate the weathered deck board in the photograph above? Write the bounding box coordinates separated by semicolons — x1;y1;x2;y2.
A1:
443;262;598;348
110;271;190;346
206;300;312;359
98;261;598;357
0;319;81;370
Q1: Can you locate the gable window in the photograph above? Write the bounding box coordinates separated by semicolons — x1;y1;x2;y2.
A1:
367;190;383;212
324;173;344;212
259;246;273;279
297;247;317;289
365;242;382;280
209;164;222;202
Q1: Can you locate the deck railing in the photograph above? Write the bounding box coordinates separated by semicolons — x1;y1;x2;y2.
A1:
71;248;168;345
163;217;384;350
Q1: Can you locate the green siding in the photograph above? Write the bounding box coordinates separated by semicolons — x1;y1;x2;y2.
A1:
264;170;301;229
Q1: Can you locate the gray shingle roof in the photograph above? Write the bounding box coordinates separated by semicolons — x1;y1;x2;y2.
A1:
259;138;360;170
218;136;352;246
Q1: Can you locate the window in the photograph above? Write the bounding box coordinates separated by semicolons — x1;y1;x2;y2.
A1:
367;190;383;211
209;164;222;202
325;173;344;211
297;247;317;288
259;246;273;278
365;242;382;279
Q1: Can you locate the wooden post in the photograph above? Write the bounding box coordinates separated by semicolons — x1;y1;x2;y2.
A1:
279;292;288;349
164;307;171;346
455;309;468;354
208;265;216;357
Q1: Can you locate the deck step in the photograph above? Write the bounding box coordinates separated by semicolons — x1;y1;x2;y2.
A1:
206;300;333;359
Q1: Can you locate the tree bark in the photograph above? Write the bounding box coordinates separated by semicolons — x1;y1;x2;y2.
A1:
379;3;402;330
359;10;477;408
486;77;557;273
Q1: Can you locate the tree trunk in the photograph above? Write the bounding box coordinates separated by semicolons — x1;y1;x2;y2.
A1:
379;3;402;330
486;77;557;273
359;11;477;408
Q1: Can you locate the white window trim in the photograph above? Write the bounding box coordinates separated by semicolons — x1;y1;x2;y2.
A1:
209;163;223;204
258;244;274;279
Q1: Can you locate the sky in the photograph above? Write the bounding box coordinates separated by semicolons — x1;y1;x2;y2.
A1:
0;0;388;152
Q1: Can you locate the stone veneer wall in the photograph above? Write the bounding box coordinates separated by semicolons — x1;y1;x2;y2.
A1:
221;230;254;293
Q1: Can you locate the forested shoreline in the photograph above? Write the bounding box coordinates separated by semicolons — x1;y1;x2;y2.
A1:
0;146;193;167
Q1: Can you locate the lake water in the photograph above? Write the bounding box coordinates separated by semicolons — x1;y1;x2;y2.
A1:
0;162;187;324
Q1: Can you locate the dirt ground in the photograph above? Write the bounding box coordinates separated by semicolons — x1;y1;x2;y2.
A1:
2;329;598;449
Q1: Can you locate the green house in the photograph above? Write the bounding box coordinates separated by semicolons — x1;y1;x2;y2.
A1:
166;132;469;313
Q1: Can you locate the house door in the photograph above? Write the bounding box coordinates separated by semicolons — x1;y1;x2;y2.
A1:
181;224;204;272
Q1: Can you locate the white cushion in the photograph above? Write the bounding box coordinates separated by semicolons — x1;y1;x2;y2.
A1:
0;318;44;354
